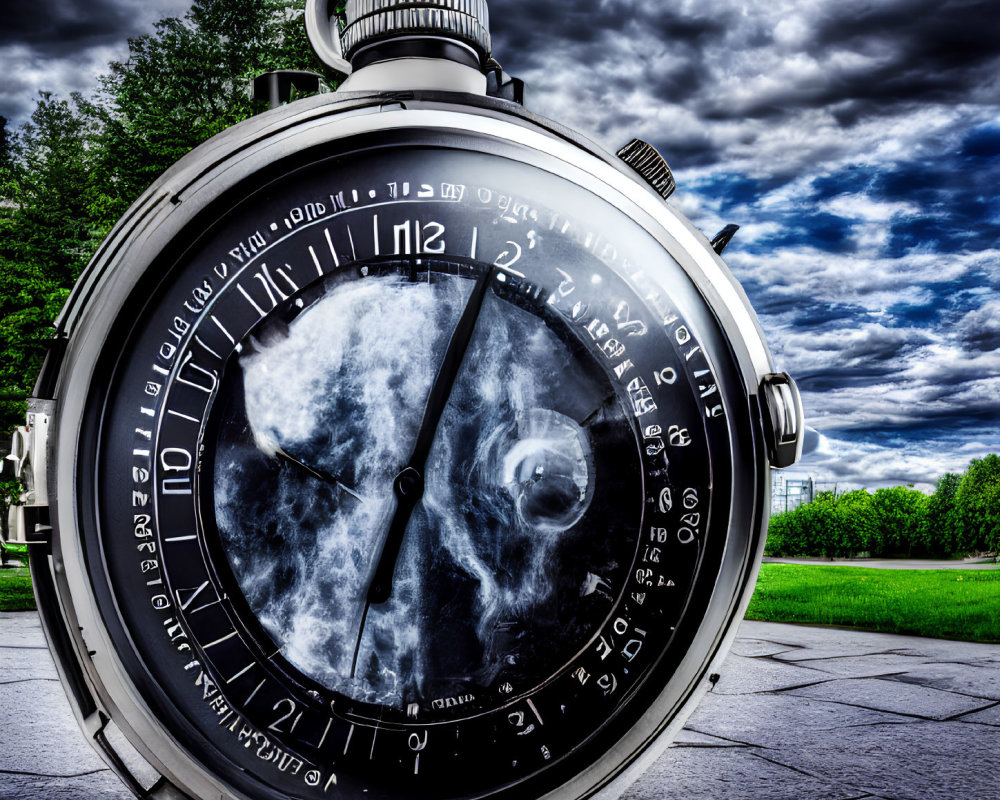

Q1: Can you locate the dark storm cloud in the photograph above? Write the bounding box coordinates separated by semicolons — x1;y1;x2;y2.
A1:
490;0;999;172
1;1;137;54
734;0;1000;119
957;302;1000;352
2;0;996;488
0;0;188;129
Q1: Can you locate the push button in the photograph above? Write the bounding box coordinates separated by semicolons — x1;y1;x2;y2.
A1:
761;373;804;468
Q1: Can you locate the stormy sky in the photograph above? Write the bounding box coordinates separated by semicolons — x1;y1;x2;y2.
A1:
3;0;999;491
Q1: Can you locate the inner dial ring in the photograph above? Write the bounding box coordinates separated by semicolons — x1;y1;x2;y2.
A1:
201;257;643;723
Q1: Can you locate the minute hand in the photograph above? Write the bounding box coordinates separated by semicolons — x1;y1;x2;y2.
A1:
367;267;497;605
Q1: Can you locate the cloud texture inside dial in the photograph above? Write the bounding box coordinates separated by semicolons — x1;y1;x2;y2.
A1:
211;272;632;708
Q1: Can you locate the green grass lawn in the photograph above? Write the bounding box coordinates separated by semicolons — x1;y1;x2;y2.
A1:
0;543;35;612
746;563;1000;643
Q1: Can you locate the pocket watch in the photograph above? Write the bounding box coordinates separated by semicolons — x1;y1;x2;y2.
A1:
16;1;803;798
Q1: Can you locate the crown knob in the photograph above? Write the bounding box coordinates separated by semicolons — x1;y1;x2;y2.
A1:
342;0;491;66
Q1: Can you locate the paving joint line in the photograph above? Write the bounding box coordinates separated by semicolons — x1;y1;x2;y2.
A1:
946;699;1000;722
747;752;907;800
684;726;768;750
0;767;111;779
772;649;924;664
0;677;60;686
776;692;944;722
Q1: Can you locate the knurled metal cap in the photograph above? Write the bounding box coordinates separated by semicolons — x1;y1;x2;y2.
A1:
617;139;676;201
342;0;492;64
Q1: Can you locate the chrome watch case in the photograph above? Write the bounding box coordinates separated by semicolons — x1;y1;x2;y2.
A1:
13;2;803;799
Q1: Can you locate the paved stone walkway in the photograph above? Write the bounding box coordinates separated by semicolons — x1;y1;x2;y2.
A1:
1;612;998;799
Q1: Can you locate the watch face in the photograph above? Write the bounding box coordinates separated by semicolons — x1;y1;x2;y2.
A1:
84;134;750;800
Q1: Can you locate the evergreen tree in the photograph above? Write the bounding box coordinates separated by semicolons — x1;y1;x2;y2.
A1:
13;93;95;286
0;96;86;431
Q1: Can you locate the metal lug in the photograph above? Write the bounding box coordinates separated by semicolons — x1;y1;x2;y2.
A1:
616;139;676;201
485;60;526;104
761;373;804;468
304;0;352;80
252;70;324;109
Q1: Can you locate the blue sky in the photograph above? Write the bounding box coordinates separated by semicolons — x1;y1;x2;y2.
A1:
3;0;998;491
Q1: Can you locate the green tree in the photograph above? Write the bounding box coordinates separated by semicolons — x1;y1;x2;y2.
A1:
918;473;961;556
0;94;86;432
0;116;13;178
13;93;96;286
954;454;1000;555
88;0;330;229
869;486;926;556
765;490;877;558
835;489;878;556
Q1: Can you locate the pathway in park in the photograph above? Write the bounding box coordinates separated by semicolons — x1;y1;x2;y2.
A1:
0;613;998;799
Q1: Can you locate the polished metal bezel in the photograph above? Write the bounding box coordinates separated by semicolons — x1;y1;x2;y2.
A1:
40;90;773;800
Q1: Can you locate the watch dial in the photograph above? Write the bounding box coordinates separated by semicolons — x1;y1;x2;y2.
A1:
90;139;744;800
210;266;636;709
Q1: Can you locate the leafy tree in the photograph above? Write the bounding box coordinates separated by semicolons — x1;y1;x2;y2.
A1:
0;94;86;432
954;454;1000;555
87;0;330;229
0;262;68;432
765;490;877;558
835;489;878;556
12;93;95;286
0;114;17;254
918;473;961;556
869;486;926;556
0;116;13;176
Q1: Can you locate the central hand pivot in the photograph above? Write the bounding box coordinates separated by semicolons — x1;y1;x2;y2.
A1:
393;466;424;500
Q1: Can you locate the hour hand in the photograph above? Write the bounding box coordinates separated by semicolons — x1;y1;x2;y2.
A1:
274;447;364;501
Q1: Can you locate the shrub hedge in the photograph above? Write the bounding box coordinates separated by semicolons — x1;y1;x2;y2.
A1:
765;454;1000;559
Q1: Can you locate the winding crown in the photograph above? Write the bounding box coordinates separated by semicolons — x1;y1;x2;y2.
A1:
341;0;492;63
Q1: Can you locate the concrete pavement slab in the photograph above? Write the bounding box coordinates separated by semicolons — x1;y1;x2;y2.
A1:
683;691;917;748
764;557;999;570
624;746;867;800
762;719;1000;800
728;637;800;659
784;675;994;720
782;652;936;678
880;661;1000;701
706;652;830;695
2;613;998;799
0;772;133;800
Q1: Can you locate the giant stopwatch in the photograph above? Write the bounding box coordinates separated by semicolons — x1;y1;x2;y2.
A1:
17;1;803;798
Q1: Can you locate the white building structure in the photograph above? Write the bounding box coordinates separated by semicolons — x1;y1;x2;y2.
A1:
771;469;814;514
